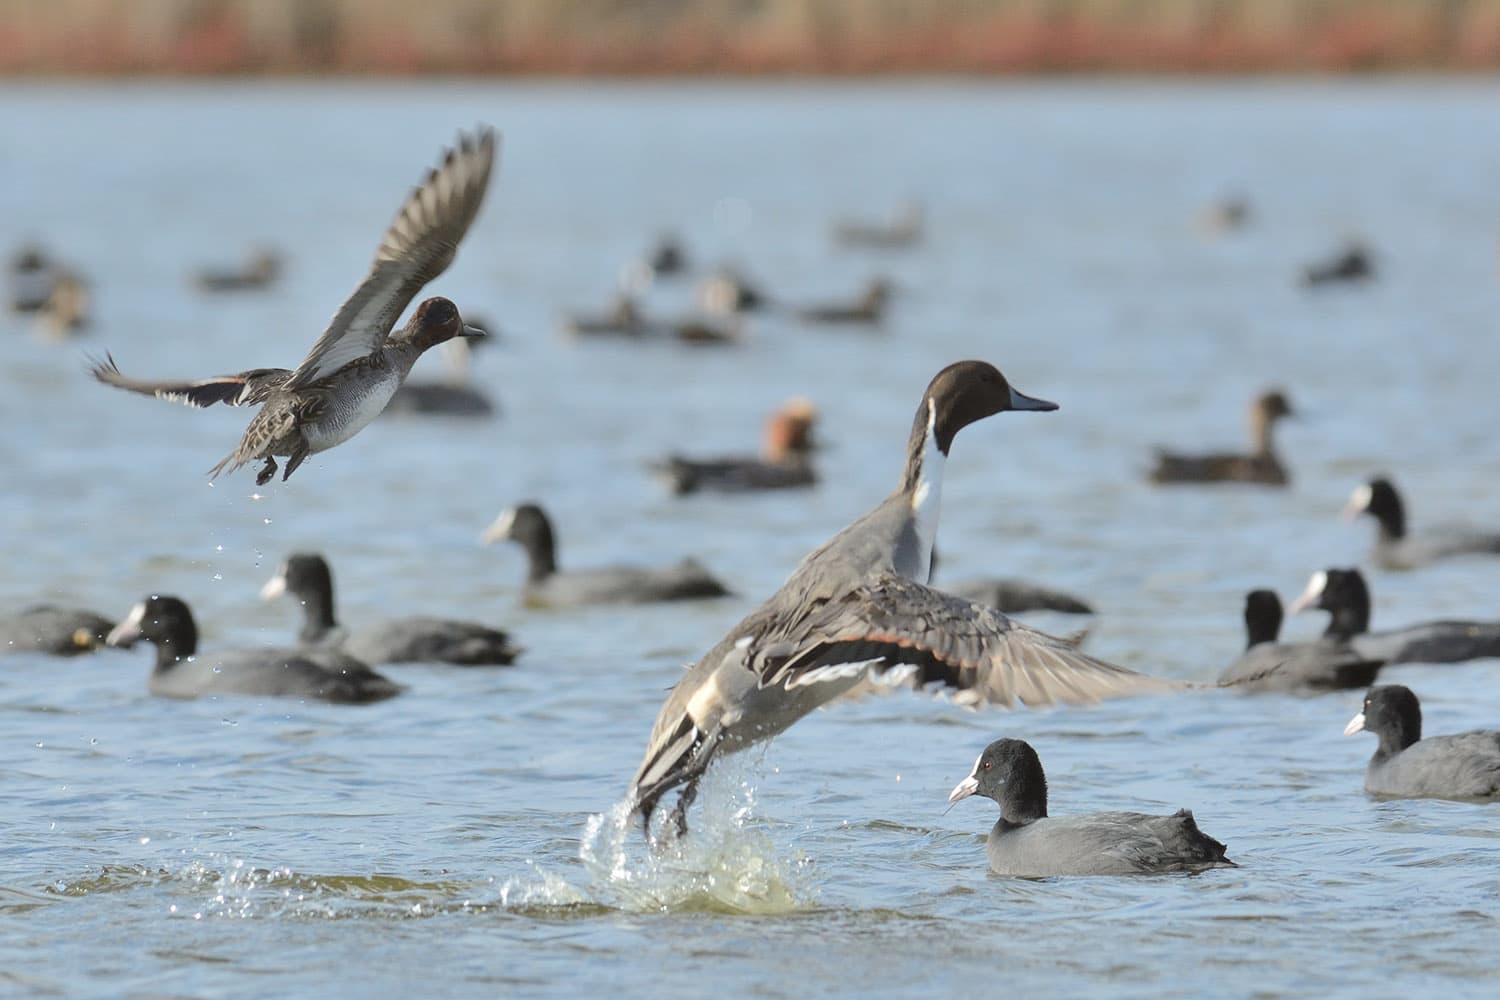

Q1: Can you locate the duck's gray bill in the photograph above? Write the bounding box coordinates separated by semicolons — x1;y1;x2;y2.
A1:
461;324;487;339
1009;386;1058;412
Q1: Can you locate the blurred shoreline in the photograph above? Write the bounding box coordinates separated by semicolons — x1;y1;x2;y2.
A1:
4;0;1500;77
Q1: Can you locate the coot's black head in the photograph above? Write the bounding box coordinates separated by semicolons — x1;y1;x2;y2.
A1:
948;737;1049;823
1243;589;1283;647
105;595;197;652
481;502;551;548
260;552;334;604
1342;477;1404;538
1288;568;1369;619
1344;684;1422;753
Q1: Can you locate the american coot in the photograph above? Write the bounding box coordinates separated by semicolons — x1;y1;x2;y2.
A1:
797;278;891;325
627;362;1178;837
89;127;496;485
1344;685;1500;801
0;605;114;656
482;503;731;608
1150;390;1294;486
831;202;923;249
260;552;519;666
105;595;401;703
1217;589;1383;692
1342;477;1500;570
1289;568;1500;665
948;738;1234;877
651;398;818;496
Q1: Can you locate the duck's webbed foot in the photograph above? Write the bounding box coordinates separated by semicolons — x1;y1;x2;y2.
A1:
283;443;309;482
664;775;702;843
255;457;278;485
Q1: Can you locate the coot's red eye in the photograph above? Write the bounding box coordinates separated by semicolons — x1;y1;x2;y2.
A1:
981;762;991;770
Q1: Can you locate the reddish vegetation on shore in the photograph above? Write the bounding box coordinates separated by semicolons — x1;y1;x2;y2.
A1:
3;0;1500;76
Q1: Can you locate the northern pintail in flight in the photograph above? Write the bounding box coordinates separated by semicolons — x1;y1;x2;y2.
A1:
627;361;1178;837
91;127;497;484
1342;476;1500;570
1150;389;1294;486
947;737;1233;876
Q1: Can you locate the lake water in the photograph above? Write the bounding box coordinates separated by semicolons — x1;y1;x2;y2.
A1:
2;79;1499;998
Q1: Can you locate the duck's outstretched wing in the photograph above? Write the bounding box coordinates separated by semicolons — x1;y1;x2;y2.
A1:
285;126;498;389
761;574;1181;707
90;353;289;408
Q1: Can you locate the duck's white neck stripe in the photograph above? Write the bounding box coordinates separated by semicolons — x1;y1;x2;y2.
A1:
909;398;944;583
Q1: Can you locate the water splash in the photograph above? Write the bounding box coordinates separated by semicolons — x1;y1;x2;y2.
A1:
574;761;816;915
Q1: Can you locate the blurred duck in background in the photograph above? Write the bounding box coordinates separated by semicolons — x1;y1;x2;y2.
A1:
0;604;114;656
1342;476;1500;570
36;270;90;338
652;397;818;495
643;231;688;277
1198;195;1251;236
1217;589;1383;692
832;201;923;249
1302;239;1373;286
563;293;740;345
8;243;58;312
193;247;283;292
1150;389;1294;486
698;265;769;314
797;277;891;325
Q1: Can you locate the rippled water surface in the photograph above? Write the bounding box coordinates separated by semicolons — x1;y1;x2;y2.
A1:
3;79;1499;998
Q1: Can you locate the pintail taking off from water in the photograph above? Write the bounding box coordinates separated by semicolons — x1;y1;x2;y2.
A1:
91;127;497;485
627;361;1179;838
